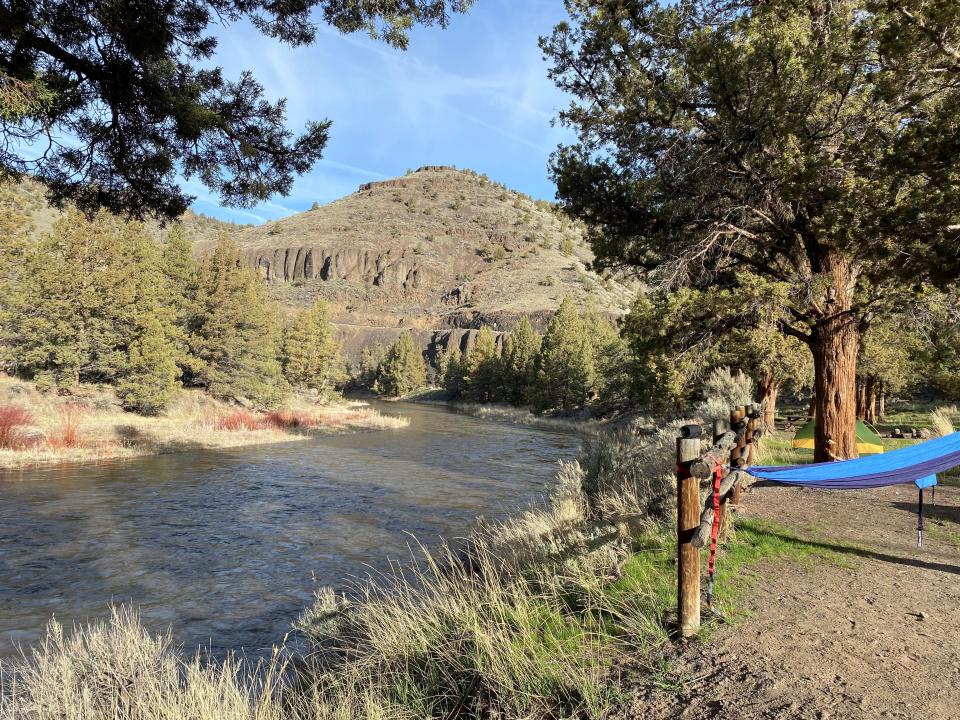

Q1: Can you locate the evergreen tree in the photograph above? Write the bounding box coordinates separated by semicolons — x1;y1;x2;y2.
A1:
7;210;182;409
463;326;501;403
533;297;595;412
189;235;287;406
581;305;629;410
437;343;467;398
160;225;197;376
3;0;468;219
283;300;342;394
355;343;385;391
544;0;960;459
0;185;32;372
376;332;426;397
502;316;541;405
116;313;182;413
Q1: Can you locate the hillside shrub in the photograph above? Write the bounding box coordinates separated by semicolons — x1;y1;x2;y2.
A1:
215;409;260;432
578;421;690;522
696;366;755;420
50;403;86;448
0;405;33;449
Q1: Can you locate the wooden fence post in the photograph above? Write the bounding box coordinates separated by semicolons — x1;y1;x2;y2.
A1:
677;432;702;638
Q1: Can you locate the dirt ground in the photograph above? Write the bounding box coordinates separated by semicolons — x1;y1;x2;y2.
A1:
629;483;960;720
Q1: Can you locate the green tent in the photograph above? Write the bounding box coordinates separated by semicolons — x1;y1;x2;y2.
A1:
792;419;885;454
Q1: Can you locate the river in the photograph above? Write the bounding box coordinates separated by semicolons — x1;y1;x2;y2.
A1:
0;402;581;659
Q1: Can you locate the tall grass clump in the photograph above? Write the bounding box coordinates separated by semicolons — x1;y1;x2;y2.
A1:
695;366;755;421
0;608;286;720
294;536;662;719
930;406;956;438
0;405;33;448
291;425;687;719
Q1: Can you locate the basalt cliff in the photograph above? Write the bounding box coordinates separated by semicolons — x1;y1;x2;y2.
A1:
197;166;635;362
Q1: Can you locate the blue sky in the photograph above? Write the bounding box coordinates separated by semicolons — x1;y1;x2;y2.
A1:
190;0;576;224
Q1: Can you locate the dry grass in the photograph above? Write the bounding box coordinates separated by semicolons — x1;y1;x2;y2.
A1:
0;376;408;470
930;406;957;438
0;608;286;720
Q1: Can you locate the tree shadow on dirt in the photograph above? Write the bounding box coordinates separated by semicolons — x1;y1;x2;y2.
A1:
759;530;960;576
891;500;960;525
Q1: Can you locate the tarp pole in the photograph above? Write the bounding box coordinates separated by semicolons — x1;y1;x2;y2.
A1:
917;488;923;548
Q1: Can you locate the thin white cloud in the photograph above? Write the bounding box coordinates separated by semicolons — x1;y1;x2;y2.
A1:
319;159;390;179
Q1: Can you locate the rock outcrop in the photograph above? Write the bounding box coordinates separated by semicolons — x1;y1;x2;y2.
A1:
194;166;636;363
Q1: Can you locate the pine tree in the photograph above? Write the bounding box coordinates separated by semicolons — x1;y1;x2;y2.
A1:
161;225;196;355
189;235;287;406
115;221;184;412
283;300;343;394
0;185;32;372
376;332;426;397
533;297;595;412
502;316;541;405
463;326;501;403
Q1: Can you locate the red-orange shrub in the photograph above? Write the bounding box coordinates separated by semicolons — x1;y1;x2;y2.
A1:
262;410;317;430
215;409;261;431
50;403;86;448
0;405;34;449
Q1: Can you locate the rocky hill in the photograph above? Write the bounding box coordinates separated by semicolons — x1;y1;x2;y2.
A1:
201;166;636;362
4;168;636;366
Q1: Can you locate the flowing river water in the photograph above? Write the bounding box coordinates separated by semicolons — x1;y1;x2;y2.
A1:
0;402;581;660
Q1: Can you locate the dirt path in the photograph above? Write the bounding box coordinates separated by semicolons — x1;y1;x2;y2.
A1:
630;483;960;720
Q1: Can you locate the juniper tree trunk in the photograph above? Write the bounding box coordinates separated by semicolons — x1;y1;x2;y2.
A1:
878;381;887;420
758;371;780;433
811;253;859;462
856;380;866;419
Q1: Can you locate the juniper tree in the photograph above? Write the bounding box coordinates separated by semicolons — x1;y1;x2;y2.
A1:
437;343;467;398
857;317;919;423
6;210;183;408
543;0;960;459
464;326;501;403
533;297;594;412
581;305;630;411
376;332;426;397
0;0;471;220
283;300;342;394
159;226;196;375
501;316;541;405
189;235;286;406
355;343;385;391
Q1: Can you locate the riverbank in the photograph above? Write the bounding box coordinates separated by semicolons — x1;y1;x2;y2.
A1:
0;376;407;470
402;388;632;433
0;421;852;719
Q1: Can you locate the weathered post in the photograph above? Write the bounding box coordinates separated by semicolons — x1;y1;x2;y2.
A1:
677;429;702;638
731;406;756;505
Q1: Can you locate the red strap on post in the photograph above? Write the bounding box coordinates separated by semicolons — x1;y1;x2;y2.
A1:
707;462;723;607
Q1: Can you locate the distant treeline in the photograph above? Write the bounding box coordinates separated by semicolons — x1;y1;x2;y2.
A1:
0;205;342;413
355;297;629;414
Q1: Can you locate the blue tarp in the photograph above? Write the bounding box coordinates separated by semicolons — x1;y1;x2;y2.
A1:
748;431;960;489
